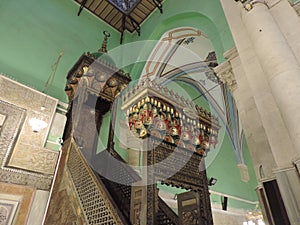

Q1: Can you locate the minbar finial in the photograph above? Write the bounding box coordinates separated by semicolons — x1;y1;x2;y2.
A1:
99;30;110;53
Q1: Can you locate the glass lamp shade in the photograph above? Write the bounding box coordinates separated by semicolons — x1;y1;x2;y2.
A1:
29;118;48;133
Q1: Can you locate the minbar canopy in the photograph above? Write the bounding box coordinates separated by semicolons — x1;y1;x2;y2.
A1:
121;78;221;157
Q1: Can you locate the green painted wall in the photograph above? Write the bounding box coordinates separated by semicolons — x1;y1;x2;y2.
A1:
207;135;258;209
157;131;258;210
0;0;120;102
1;0;259;212
154;80;258;210
0;0;234;102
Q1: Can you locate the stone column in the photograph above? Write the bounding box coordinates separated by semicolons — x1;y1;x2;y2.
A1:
268;0;300;64
242;2;300;155
220;0;296;169
219;1;300;223
241;5;300;223
214;48;277;180
273;167;300;223
214;51;277;224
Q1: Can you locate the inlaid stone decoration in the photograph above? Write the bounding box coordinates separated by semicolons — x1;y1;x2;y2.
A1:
0;75;59;190
0;114;6;132
0;199;19;225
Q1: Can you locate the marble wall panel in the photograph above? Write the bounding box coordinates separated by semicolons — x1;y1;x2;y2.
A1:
0;182;35;225
26;190;49;225
0;75;59;189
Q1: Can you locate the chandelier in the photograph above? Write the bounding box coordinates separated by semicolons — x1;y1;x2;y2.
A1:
243;210;265;225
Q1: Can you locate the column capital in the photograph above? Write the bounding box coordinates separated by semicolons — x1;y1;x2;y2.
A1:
236;0;268;11
214;61;237;93
224;47;239;61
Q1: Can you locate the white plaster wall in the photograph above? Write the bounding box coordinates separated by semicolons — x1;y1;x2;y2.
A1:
212;205;247;225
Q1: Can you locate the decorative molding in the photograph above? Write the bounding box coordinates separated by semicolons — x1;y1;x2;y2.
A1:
214;61;237;93
224;47;239;61
237;163;250;182
140;27;204;80
8;145;59;175
0;183;35;224
0;75;59;190
293;0;300;16
65;53;131;107
209;190;259;205
214;47;239;93
236;0;268;11
272;165;296;173
0;199;19;225
0;100;54;190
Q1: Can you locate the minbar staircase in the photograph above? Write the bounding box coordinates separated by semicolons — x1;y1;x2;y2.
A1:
45;138;184;225
91;146;181;225
157;197;179;225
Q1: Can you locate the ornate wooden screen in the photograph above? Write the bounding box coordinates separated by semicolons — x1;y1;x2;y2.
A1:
120;78;221;225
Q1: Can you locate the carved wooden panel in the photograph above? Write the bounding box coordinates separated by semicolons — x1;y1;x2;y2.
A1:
157;197;179;225
65;53;131;106
144;138;212;224
44;172;86;225
177;190;213;225
147;184;158;225
101;177;132;223
130;187;143;225
147;138;206;191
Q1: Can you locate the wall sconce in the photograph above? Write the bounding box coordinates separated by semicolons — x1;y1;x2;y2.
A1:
243;210;265;225
208;177;217;186
29;117;48;133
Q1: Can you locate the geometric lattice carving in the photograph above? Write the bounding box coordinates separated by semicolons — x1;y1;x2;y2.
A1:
67;142;124;225
157;197;179;225
90;150;141;222
101;178;132;222
178;190;213;225
148;139;207;191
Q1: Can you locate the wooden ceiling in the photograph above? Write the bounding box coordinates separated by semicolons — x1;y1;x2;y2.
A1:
74;0;162;35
